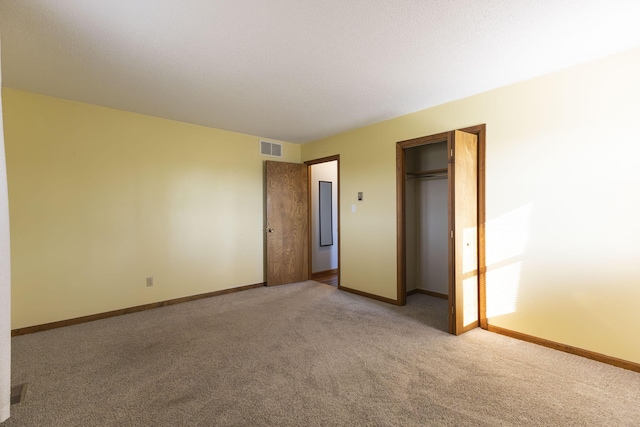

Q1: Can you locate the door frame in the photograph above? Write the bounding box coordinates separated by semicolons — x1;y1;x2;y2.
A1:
396;124;487;330
305;155;340;286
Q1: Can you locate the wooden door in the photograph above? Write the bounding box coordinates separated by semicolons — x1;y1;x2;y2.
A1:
449;130;479;335
265;161;309;286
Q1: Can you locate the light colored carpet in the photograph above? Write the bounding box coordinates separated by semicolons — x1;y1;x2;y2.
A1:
3;281;640;426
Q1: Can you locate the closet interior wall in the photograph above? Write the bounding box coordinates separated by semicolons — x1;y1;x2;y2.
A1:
405;142;449;297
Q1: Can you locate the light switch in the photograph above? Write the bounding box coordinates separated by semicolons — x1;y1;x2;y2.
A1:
358;192;363;201
351;204;356;213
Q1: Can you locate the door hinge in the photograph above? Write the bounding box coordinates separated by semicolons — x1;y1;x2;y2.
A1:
451;230;454;238
450;148;453;157
451;306;454;315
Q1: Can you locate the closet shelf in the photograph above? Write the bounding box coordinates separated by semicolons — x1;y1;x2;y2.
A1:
406;168;448;179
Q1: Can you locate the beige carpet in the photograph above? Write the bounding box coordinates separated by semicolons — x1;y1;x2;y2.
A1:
3;281;640;426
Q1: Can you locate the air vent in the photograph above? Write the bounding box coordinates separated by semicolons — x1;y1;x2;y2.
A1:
260;140;283;158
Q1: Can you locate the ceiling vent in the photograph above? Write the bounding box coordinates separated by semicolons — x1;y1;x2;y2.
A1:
260;140;282;158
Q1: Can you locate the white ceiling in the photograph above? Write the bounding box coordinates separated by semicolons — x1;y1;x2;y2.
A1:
1;1;640;143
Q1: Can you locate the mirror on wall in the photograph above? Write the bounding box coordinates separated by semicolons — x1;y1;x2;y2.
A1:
319;181;333;246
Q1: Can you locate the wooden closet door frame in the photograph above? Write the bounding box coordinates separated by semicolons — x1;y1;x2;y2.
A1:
396;124;487;330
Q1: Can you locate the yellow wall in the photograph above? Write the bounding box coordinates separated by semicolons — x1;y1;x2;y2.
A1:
302;48;640;364
3;89;300;329
5;48;640;365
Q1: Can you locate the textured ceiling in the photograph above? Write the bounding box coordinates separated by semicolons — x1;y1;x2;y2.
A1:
1;1;640;143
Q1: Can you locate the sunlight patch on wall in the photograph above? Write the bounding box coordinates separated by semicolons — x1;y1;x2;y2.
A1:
485;203;533;318
486;203;533;265
486;262;523;318
572;291;618;335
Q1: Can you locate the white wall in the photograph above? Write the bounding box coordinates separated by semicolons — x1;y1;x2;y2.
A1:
405;142;449;294
413;142;448;295
310;161;338;273
417;178;448;295
0;40;12;423
405;177;417;291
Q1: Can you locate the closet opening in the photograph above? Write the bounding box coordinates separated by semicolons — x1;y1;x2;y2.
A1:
396;125;486;335
405;141;449;301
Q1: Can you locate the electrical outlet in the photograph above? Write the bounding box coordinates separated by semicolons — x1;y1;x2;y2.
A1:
146;277;153;287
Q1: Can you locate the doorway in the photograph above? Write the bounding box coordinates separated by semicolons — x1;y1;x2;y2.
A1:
306;156;340;286
396;125;486;335
264;156;340;287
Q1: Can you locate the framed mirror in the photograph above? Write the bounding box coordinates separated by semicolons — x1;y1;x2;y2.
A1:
319;181;333;247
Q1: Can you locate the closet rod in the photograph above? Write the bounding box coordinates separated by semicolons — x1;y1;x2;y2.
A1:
405;167;448;180
406;174;447;181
